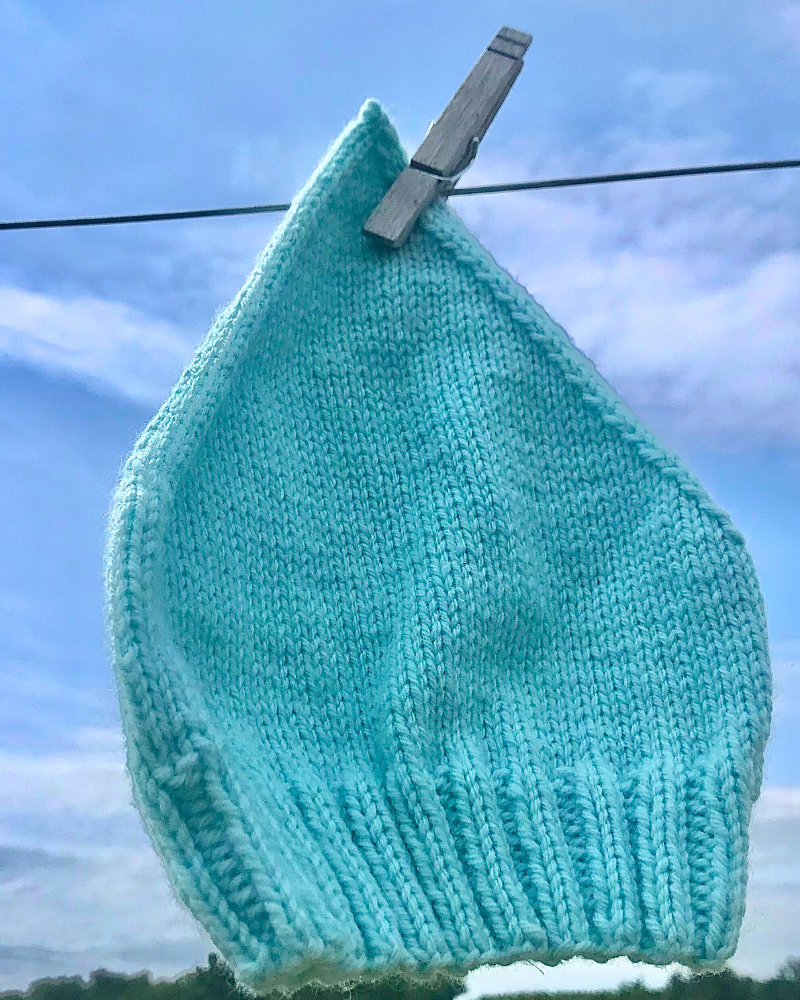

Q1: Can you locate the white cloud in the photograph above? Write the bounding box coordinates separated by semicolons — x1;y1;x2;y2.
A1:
0;735;129;820
0;844;206;952
617;68;726;139
622;68;721;111
754;785;800;822
0;727;215;989
0;286;198;408
464;957;680;996
451;118;800;453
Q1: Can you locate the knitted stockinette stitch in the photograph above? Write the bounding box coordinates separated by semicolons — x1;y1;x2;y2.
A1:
103;99;772;996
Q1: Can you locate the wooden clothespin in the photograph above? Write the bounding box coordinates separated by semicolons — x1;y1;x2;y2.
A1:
363;26;532;248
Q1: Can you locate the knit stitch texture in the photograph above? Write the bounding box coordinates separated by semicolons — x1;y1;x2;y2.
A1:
103;99;773;996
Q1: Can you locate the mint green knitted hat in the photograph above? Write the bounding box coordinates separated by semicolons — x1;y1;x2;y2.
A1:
103;99;772;996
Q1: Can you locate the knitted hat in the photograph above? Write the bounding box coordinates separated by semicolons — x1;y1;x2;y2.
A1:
103;99;772;996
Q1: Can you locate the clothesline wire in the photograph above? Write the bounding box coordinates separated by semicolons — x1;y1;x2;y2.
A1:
1;157;798;233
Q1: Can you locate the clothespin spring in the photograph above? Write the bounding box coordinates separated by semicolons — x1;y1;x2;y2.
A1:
422;136;480;195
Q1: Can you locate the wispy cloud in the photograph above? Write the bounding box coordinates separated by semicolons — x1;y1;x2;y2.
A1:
0;732;128;820
0;286;197;408
617;68;726;138
450;70;800;453
0;725;215;990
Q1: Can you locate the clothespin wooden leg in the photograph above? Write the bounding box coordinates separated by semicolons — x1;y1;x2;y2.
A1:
363;26;532;248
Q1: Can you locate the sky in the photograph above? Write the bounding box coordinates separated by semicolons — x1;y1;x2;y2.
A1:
0;0;799;994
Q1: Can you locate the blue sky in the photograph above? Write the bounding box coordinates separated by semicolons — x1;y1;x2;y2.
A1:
1;0;799;994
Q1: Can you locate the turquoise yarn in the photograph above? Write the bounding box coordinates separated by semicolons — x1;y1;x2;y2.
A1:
103;99;772;996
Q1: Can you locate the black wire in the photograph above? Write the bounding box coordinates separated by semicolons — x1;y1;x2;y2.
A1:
0;202;294;232
1;157;798;232
451;157;800;195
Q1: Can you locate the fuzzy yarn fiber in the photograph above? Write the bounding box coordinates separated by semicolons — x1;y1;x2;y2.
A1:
103;99;772;996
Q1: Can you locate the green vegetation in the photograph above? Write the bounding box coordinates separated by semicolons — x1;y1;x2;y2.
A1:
2;954;799;1000
0;953;464;1000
